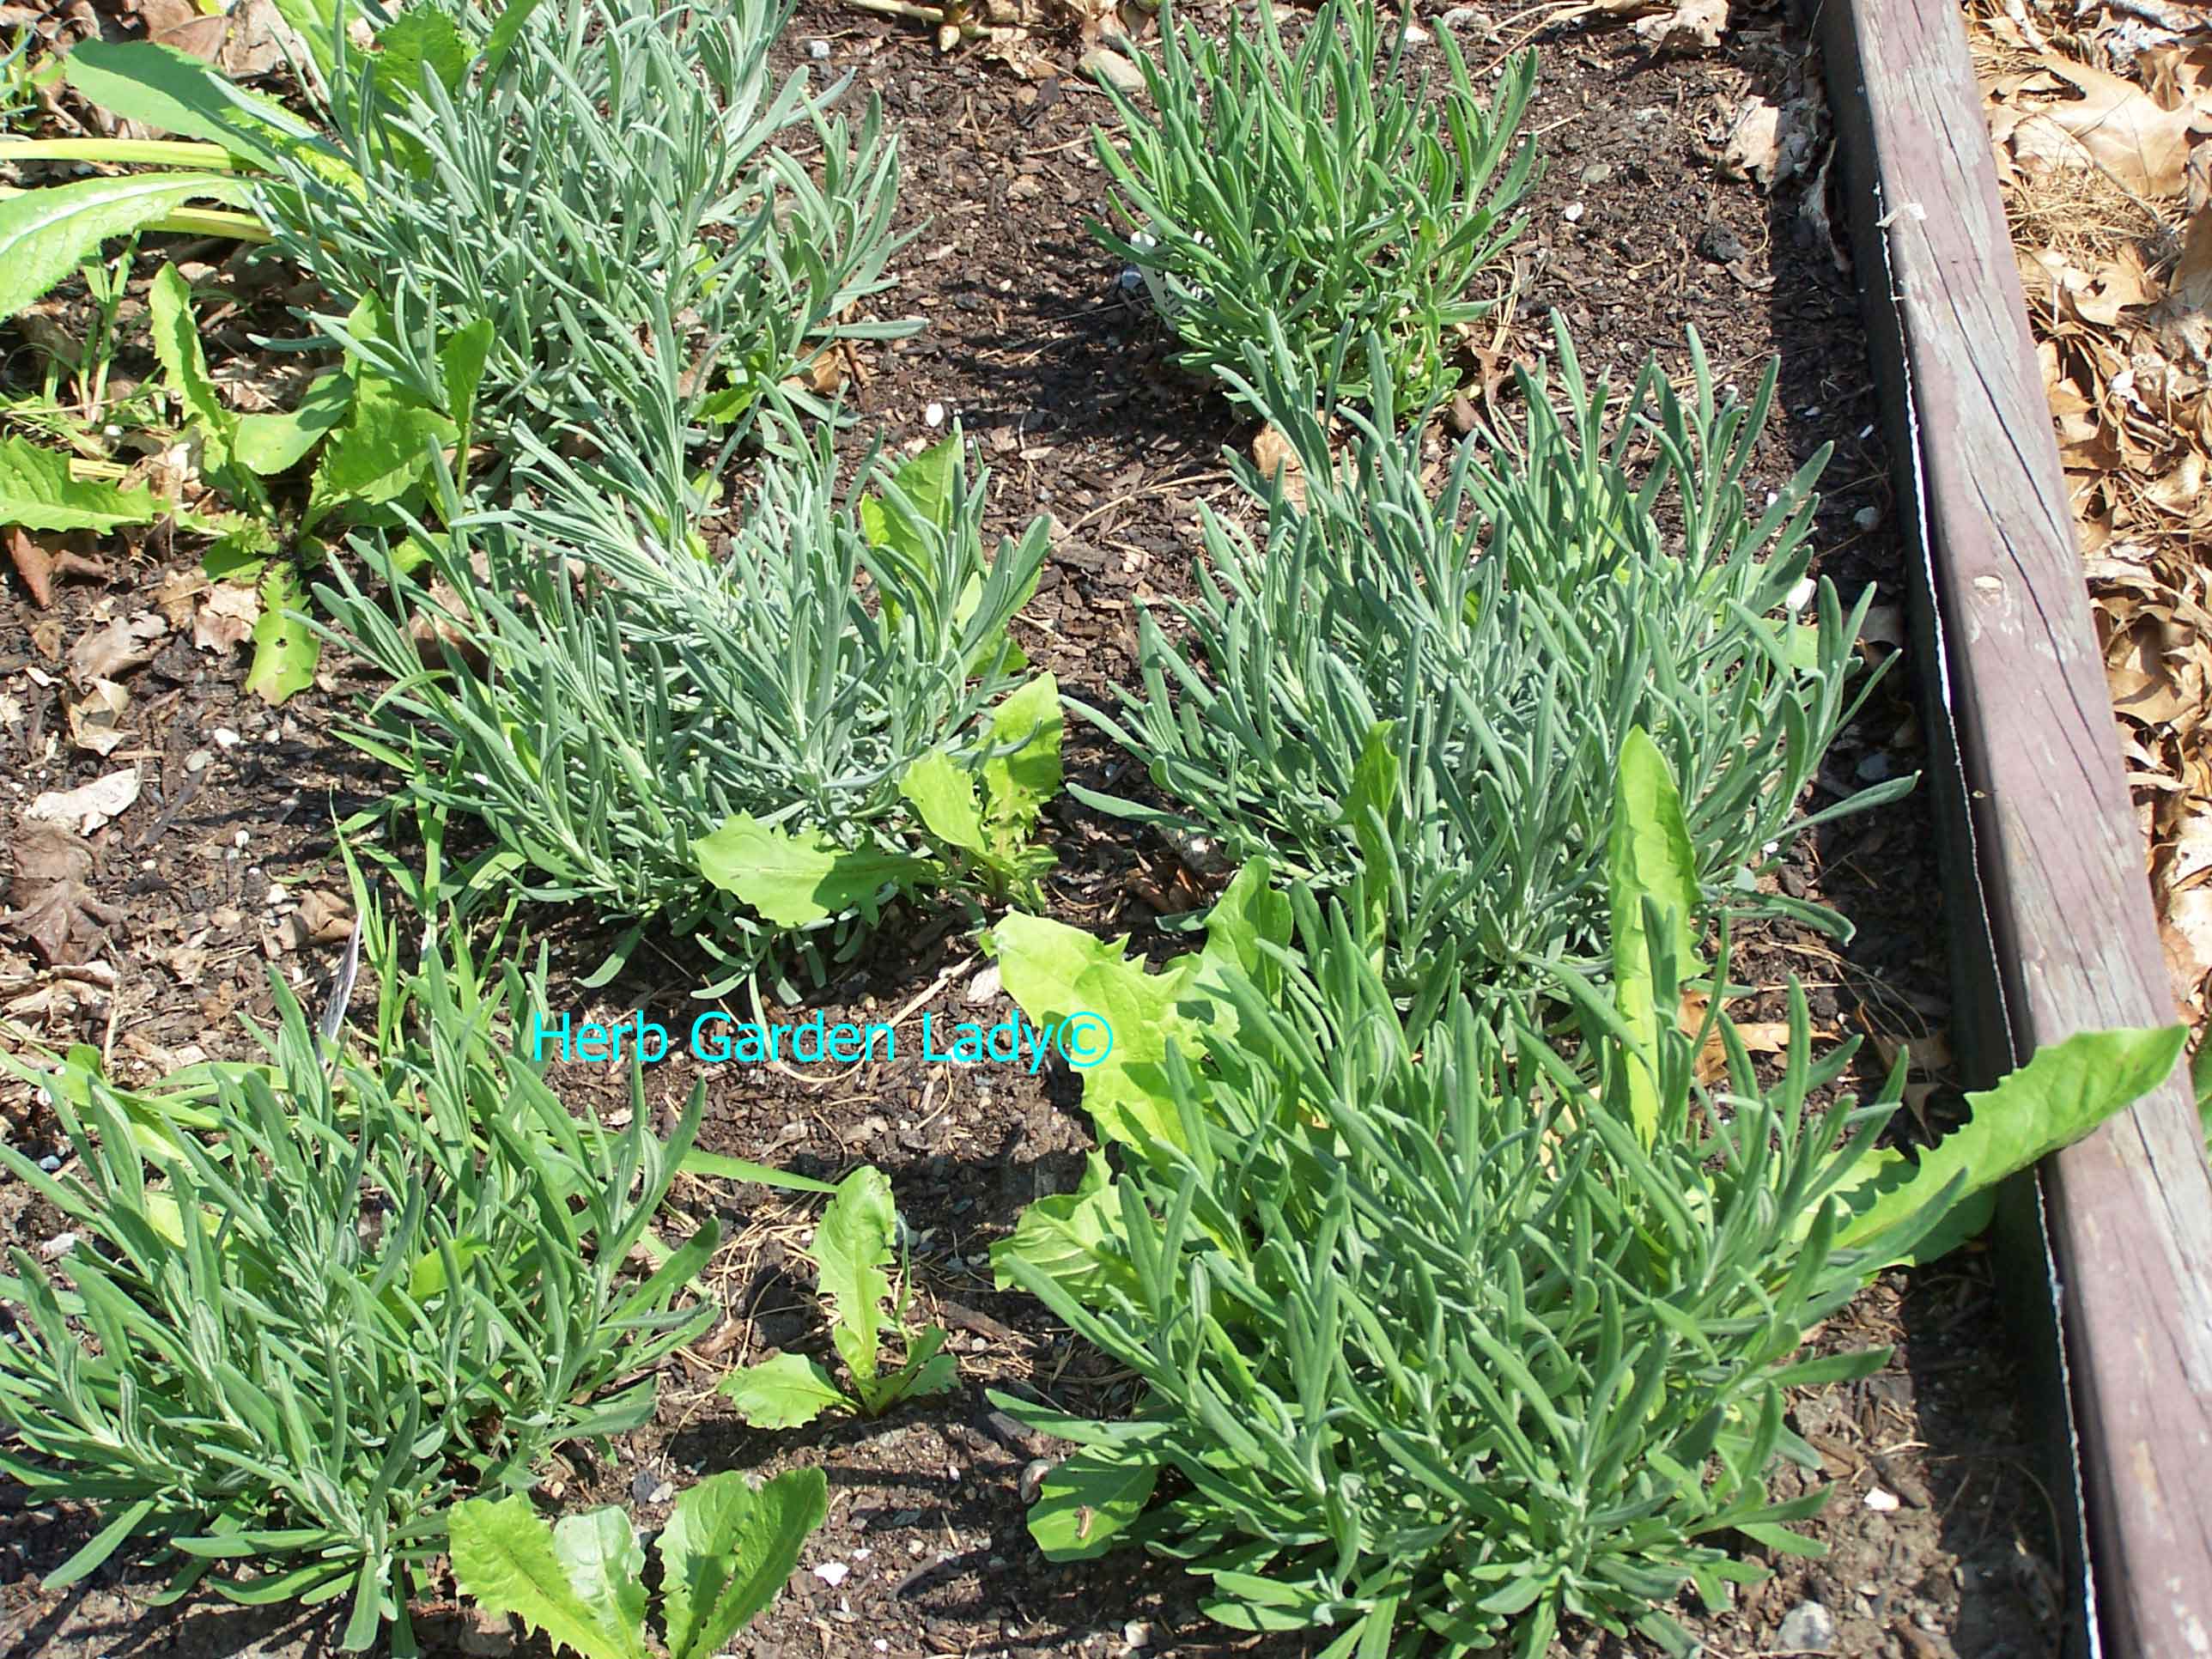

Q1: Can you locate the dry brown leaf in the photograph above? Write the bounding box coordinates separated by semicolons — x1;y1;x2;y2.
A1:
2175;201;2212;313
2106;613;2197;725
1251;424;1306;507
0;822;122;966
1732;1021;1795;1054
1632;0;1726;52
68;611;167;682
27;769;141;836
1996;52;2205;199
145;0;291;79
65;679;130;757
193;582;261;653
2164;884;2212;1014
1722;98;1781;184
6;528;106;610
7;526;54;608
295;888;356;945
151;568;210;628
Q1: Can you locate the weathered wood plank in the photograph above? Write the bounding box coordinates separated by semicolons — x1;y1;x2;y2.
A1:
1814;0;2212;1652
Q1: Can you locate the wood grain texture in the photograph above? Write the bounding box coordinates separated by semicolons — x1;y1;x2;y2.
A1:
1815;0;2212;1651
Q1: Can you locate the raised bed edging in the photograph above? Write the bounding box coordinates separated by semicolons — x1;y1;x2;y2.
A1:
1814;0;2212;1651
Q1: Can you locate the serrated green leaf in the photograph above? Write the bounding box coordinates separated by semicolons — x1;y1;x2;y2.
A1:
898;751;987;856
981;673;1062;842
659;1468;828;1659
549;1509;649;1659
991;870;1279;1157
243;562;319;706
61;40;331;179
693;815;935;928
448;1493;629;1659
990;1151;1135;1304
1027;1444;1157;1561
860;437;958;558
1835;1024;2188;1264
439;318;495;453
715;1352;848;1430
149;264;234;470
1609;727;1700;1146
1188;859;1291;1008
0;172;256;320
992;911;1197;1152
306;368;451;528
234;373;353;477
815;1165;896;1389
0;434;160;532
372;9;470;100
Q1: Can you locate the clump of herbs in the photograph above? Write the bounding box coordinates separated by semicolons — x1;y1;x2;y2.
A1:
1083;317;1902;1005
1094;0;1534;410
0;895;719;1654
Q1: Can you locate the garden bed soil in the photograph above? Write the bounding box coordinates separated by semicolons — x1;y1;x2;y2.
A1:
0;3;2064;1656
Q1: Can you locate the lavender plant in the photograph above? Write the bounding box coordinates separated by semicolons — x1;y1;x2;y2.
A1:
1082;317;1905;1000
1096;0;1534;409
254;0;911;457
0;894;719;1653
317;400;1054;986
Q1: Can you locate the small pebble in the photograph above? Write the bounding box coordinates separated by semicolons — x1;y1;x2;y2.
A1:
1123;1621;1153;1649
814;1561;850;1586
1856;750;1893;783
1562;202;1583;223
924;401;945;428
807;37;830;58
185;750;210;774
40;1232;76;1258
1578;161;1614;185
39;1155;61;1172
1854;504;1883;532
213;726;242;749
1865;1486;1901;1512
1776;1599;1836;1653
1117;266;1143;291
1399;22;1431;43
233;829;251;848
1440;6;1483;30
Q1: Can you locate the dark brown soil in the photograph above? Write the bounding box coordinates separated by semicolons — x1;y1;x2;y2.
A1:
0;3;2063;1657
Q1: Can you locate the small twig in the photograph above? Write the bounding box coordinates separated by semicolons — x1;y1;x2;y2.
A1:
839;0;988;37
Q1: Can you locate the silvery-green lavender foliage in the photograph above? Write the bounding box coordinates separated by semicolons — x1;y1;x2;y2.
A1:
0;894;715;1655
1083;318;1906;999
255;0;908;464
316;389;1050;984
992;887;1941;1658
1096;0;1534;409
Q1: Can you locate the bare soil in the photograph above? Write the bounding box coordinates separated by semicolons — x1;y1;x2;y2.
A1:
0;3;2064;1656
